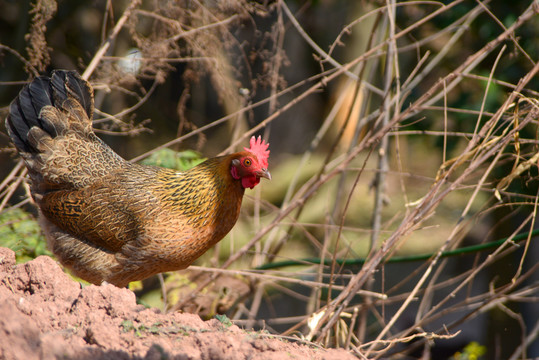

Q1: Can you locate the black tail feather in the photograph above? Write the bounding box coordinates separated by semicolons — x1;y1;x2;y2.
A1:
7;77;52;152
6;70;92;153
51;70;93;119
29;77;56;131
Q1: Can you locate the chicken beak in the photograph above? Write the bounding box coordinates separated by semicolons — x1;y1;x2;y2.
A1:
257;168;271;180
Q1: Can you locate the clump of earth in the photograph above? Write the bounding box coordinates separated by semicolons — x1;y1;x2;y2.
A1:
0;247;356;359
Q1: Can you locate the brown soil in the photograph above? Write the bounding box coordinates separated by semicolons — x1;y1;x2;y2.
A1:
0;247;356;360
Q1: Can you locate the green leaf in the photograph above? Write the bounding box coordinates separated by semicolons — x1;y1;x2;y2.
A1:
214;314;233;328
0;208;51;263
139;148;206;171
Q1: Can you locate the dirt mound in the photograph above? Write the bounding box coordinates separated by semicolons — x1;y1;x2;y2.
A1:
0;247;355;359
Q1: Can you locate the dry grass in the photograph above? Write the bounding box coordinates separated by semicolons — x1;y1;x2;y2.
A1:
1;1;538;358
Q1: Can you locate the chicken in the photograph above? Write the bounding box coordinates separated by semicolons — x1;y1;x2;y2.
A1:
5;70;270;287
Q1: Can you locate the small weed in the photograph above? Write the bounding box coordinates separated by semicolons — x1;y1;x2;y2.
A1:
215;314;233;328
121;320;143;337
121;319;210;337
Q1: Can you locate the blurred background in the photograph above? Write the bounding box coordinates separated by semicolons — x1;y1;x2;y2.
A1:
0;1;538;358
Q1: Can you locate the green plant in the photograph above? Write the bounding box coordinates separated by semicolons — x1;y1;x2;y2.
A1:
451;341;487;360
0;208;51;263
139;149;206;171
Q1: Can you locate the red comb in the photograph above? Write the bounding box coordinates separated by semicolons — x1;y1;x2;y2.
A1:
245;136;270;168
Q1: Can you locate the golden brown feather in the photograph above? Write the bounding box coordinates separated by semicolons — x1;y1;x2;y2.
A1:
6;70;270;287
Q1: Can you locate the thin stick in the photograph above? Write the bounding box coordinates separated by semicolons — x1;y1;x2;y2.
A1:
82;0;141;80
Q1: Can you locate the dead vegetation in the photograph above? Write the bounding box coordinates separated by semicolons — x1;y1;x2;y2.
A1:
1;1;538;359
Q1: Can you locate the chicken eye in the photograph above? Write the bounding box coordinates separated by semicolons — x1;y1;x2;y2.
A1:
243;158;252;167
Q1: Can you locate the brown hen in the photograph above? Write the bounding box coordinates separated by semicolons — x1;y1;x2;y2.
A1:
5;70;270;287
